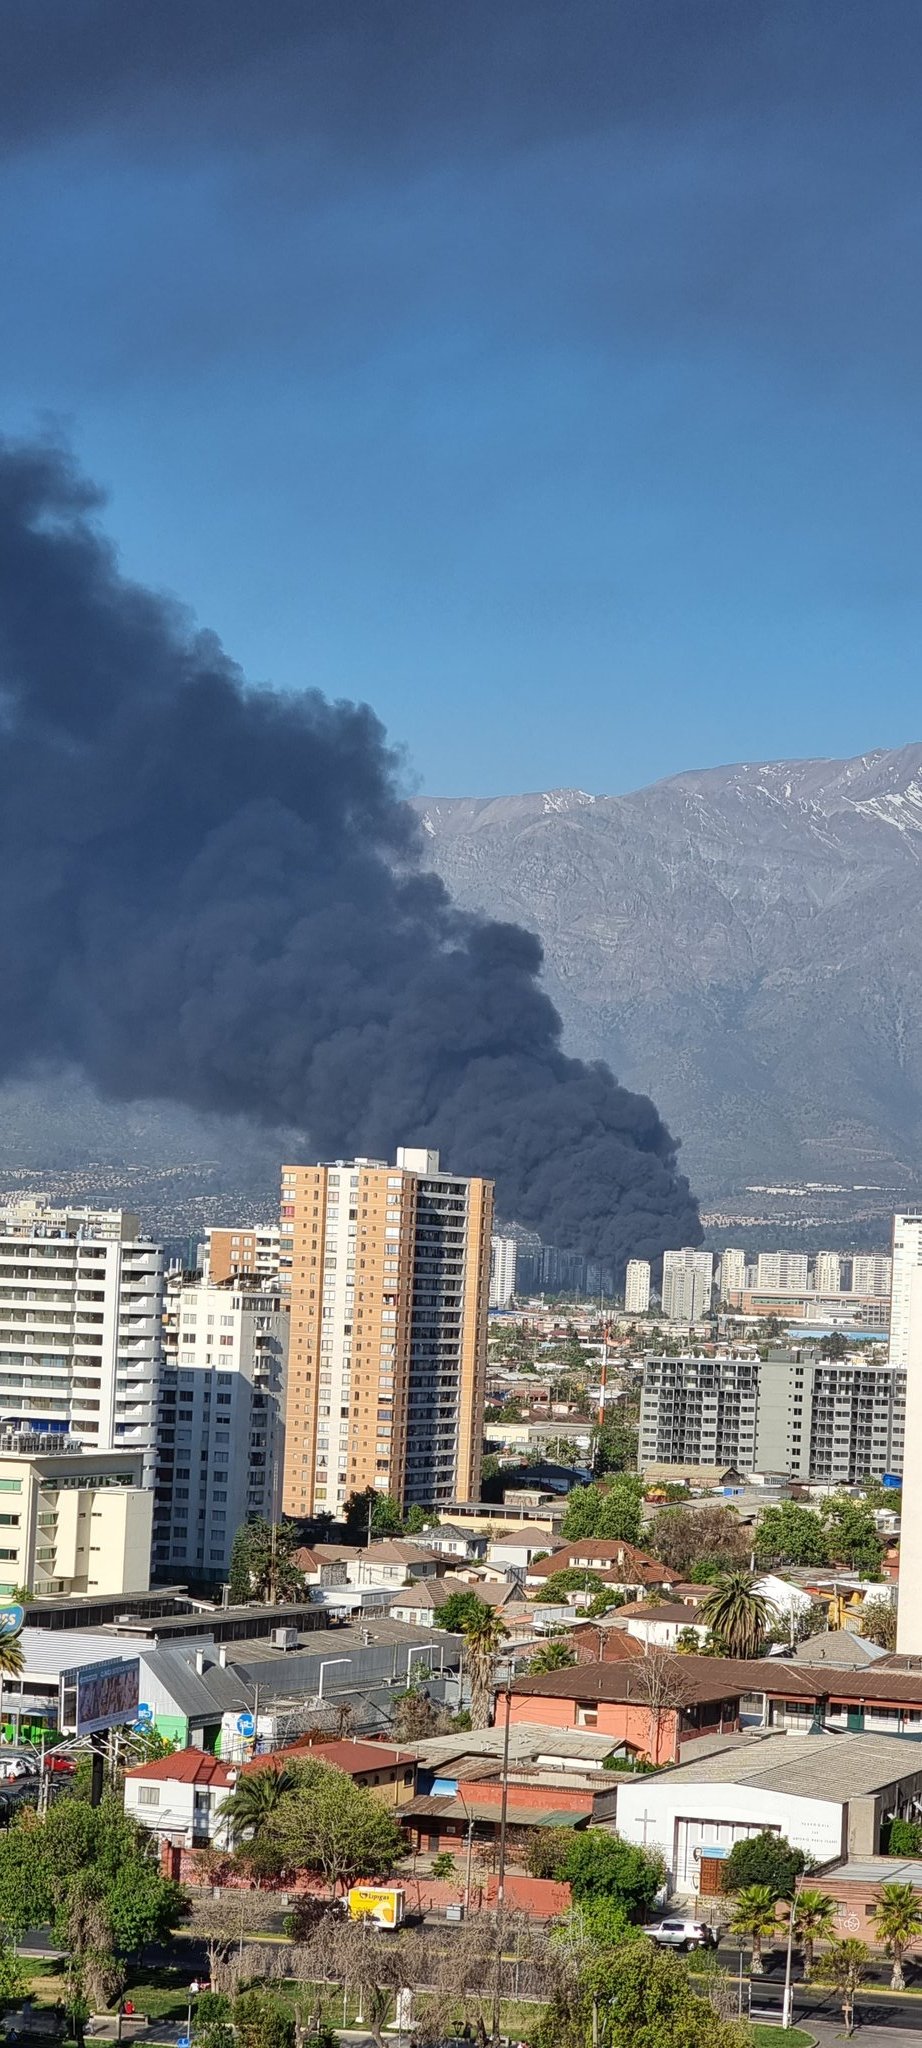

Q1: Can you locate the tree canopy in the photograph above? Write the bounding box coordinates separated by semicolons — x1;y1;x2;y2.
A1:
561;1474;646;1543
720;1830;807;1900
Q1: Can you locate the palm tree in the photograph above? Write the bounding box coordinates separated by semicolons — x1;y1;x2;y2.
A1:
0;1636;24;1678
730;1884;779;1974
462;1606;508;1727
816;1937;869;2035
700;1571;773;1658
871;1881;922;1989
793;1889;838;1982
221;1763;296;1844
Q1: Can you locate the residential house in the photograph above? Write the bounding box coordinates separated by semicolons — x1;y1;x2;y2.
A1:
525;1541;681;1595
500;1658;744;1765
607;1602;709;1650
243;1738;417;1810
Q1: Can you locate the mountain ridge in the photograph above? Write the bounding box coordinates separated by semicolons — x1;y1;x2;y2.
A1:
413;743;922;1195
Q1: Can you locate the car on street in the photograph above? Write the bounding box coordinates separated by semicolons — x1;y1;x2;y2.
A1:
646;1917;718;1952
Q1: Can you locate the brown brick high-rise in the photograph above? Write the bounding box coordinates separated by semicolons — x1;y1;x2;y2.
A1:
280;1148;492;1517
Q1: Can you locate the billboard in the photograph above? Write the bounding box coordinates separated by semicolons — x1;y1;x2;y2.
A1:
60;1657;141;1737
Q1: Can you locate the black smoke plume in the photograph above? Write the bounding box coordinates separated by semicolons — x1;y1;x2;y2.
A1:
0;434;700;1270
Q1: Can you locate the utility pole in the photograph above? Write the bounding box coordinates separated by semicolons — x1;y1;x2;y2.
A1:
491;1679;514;2043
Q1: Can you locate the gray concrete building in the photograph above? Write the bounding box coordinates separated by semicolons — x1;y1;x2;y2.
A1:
640;1348;905;1482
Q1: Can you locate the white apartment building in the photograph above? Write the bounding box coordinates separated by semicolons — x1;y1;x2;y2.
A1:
640;1349;905;1485
717;1249;747;1300
756;1250;809;1291
813;1252;842;1294
893;1215;922;1652
852;1254;892;1298
0;1202;161;1477
624;1259;651;1314
489;1236;518;1309
0;1439;152;1599
152;1279;288;1582
661;1249;713;1323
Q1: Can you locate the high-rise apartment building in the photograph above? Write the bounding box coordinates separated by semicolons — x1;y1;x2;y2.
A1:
624;1259;651;1314
893;1216;922;1652
851;1253;892;1298
206;1226;281;1287
640;1348;905;1485
152;1278;288;1582
0;1201;161;1472
0;1439;152;1600
281;1148;492;1516
717;1248;747;1300
661;1249;713;1323
813;1252;842;1294
489;1236;518;1309
756;1250;809;1291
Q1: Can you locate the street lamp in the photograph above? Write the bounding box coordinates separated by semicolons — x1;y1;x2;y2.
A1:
781;1874;804;2030
317;1657;352;1699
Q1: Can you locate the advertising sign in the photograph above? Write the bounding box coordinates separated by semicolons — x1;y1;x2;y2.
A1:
0;1606;24;1640
60;1657;141;1737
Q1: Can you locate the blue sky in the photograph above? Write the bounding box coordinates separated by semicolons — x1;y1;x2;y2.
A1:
1;0;920;797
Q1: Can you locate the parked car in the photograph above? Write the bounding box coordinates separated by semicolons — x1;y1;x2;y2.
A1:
0;1757;35;1783
646;1917;718;1952
44;1754;76;1774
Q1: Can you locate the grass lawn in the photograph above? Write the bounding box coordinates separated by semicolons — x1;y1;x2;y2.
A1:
751;2028;813;2047
15;1963;192;2023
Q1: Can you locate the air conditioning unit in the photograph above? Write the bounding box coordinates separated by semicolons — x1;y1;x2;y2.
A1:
273;1626;299;1651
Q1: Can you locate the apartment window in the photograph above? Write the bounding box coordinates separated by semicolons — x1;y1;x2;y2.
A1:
137;1785;160;1806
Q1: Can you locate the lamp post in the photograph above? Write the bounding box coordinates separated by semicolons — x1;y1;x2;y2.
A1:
782;1875;804;2030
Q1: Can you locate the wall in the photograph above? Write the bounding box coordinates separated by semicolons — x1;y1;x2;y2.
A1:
616;1776;846;1887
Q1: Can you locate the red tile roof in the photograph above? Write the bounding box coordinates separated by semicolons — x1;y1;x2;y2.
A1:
125;1750;235;1787
243;1739;414;1776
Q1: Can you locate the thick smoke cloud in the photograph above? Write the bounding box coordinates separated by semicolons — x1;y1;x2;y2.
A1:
0;434;699;1269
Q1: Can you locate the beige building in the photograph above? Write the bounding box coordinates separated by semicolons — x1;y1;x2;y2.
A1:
281;1147;492;1516
0;1439;152;1599
206;1225;281;1287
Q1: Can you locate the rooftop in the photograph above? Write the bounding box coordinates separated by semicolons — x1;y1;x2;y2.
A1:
243;1739;414;1775
125;1751;234;1788
642;1729;922;1800
510;1657;743;1707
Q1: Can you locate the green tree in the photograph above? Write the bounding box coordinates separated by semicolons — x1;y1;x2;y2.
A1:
563;1832;664;1918
754;1500;828;1568
888;1818;922;1856
459;1602;508;1727
528;1639;576;1673
431;1852;457;1882
403;1503;436;1535
107;1860;186;1960
437;1589;495;1634
815;1936;869;2035
287;1764;404;1895
233;1989;295;2048
0;1634;24;1680
539;1934;748;2048
871;1881;922;1989
561;1474;645;1544
793;1888;837;1982
222;1764;298;1843
821;1495;883;1575
586;1585;627;1618
859;1595;897;1650
720;1830;806;1900
227;1525;252;1605
700;1571;772;1657
729;1885;779;1973
594;1417;639;1475
226;1519;304;1603
819;1332;848;1359
344;1489;403;1540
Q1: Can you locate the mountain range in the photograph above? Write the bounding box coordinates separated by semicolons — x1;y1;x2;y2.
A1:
415;744;922;1198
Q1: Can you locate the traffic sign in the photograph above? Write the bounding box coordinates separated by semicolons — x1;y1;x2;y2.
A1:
135;1703;153;1727
236;1711;255;1738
